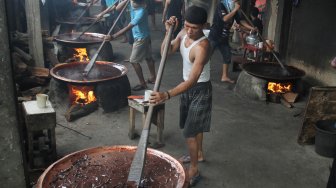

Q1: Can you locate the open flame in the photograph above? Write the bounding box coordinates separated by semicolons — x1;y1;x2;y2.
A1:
268;82;292;93
69;85;97;105
73;48;89;62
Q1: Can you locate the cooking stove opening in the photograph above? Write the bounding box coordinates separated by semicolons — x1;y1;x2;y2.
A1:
266;81;298;106
65;47;90;63
68;85;97;106
65;84;99;122
267;82;293;94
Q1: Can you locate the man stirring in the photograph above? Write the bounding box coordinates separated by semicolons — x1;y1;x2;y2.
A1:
150;6;211;187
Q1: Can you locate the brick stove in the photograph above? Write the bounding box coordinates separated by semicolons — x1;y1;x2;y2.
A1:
234;63;305;107
49;35;130;121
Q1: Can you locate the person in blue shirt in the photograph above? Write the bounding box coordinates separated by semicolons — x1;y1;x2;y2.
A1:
100;0;128;42
108;0;155;91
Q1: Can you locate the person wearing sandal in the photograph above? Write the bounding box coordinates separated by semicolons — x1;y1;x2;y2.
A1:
208;0;255;84
149;6;211;187
108;0;156;91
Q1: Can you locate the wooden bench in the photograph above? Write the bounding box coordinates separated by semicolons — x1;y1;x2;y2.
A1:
128;99;165;148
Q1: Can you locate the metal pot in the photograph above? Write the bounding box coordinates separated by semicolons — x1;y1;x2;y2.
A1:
50;61;128;84
56;17;98;25
246;31;260;46
54;32;108;48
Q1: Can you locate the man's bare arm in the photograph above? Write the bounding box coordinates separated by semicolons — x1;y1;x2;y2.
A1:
112;23;133;39
116;0;128;11
160;17;184;55
240;20;255;31
223;1;240;22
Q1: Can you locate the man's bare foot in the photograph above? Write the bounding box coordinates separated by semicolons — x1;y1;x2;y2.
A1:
221;77;235;83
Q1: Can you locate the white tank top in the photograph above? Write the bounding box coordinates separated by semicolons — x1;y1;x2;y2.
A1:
180;35;210;82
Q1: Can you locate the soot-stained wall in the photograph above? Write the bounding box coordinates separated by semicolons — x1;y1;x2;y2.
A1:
286;1;336;85
0;0;26;187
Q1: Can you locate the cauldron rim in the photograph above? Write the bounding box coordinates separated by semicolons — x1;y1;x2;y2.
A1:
241;62;306;81
56;17;99;25
50;61;128;84
36;145;186;188
53;32;108;47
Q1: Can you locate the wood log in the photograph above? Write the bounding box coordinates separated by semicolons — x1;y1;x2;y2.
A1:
280;98;293;108
16;62;28;74
65;102;99;122
21;86;43;97
11;31;29;44
18;96;33;102
282;92;299;103
13;46;33;63
19;76;47;89
29;67;50;78
12;52;28;74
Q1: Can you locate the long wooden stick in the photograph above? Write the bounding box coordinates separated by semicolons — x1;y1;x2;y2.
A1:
74;0;119;40
126;24;175;187
75;0;98;23
83;0;130;76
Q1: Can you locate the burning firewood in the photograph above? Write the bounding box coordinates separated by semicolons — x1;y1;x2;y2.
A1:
282;92;299;103
29;67;50;78
65;102;99;122
280;97;293;108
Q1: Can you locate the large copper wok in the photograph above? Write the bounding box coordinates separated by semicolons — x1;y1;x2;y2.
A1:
50;61;127;84
36;146;186;188
54;32;107;48
241;62;305;81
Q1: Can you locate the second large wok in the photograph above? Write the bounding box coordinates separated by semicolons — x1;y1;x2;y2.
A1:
54;32;108;48
241;63;305;81
56;17;98;25
50;61;127;84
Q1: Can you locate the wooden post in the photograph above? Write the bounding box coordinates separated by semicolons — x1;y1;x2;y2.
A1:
0;0;27;187
25;0;45;67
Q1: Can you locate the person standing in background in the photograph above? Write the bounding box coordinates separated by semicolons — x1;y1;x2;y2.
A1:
151;6;212;186
255;0;266;21
100;0;129;42
108;0;156;91
146;0;157;29
162;0;184;37
208;0;255;83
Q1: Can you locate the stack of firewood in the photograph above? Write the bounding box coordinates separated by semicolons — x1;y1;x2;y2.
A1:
11;31;52;102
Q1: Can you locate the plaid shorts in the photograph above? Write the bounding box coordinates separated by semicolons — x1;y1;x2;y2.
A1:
180;81;212;138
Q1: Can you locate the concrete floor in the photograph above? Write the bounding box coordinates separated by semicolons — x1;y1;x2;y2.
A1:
51;22;332;187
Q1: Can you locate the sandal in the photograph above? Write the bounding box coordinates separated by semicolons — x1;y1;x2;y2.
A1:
189;172;201;187
179;155;205;164
132;84;147;91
